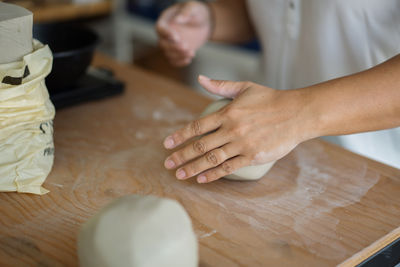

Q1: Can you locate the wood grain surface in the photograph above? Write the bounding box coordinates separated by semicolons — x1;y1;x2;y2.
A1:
339;226;400;266
0;53;399;266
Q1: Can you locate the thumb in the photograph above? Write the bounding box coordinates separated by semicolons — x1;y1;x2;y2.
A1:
198;75;249;98
174;3;195;24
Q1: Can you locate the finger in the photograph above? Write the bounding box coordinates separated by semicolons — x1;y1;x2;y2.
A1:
163;51;193;67
156;23;180;43
170;57;193;67
156;6;181;42
175;144;237;180
158;4;181;26
160;40;193;58
163;112;221;149
165;52;194;65
173;2;196;24
197;156;250;183
198;75;251;98
164;131;229;169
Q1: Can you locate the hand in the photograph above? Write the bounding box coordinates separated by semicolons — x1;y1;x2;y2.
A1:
163;76;314;183
156;1;212;67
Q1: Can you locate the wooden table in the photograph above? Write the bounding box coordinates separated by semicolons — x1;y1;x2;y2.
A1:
0;54;400;266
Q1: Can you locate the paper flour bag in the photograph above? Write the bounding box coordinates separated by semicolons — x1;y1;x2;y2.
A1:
0;40;55;195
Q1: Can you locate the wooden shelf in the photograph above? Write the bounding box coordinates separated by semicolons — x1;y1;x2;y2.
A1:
4;0;113;23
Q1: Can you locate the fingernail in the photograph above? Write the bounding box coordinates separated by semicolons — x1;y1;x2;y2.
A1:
197;175;207;183
165;159;175;169
164;136;175;149
176;169;186;179
198;75;210;81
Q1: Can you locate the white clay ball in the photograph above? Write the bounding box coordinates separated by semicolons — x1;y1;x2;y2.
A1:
0;2;33;64
201;99;276;181
78;195;198;267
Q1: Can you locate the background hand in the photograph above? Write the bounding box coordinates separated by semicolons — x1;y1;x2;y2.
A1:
156;1;212;67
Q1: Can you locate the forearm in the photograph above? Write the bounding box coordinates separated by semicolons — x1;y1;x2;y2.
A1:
208;0;255;43
304;54;400;139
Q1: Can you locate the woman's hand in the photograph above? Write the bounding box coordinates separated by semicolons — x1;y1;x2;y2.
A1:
156;1;212;67
163;76;315;183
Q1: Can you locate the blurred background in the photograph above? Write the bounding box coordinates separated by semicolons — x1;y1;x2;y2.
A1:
3;0;261;98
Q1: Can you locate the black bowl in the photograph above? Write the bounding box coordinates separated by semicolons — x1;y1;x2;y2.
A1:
33;24;99;92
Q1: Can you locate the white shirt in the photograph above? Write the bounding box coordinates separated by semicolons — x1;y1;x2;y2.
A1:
246;0;400;168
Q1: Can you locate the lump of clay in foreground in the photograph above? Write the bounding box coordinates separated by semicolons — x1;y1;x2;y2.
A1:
78;195;198;267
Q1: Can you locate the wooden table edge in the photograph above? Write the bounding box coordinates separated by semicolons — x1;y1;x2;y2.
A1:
338;226;400;266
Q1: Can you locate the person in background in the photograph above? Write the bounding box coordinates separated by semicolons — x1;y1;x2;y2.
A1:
156;0;400;183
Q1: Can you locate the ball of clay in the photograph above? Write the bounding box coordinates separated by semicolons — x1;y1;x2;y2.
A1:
78;195;198;267
201;99;276;181
0;2;33;64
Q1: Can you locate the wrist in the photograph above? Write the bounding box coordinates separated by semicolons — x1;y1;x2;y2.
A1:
300;83;342;141
291;87;325;143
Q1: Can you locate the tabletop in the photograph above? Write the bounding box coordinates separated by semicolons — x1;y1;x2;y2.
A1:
0;53;399;266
